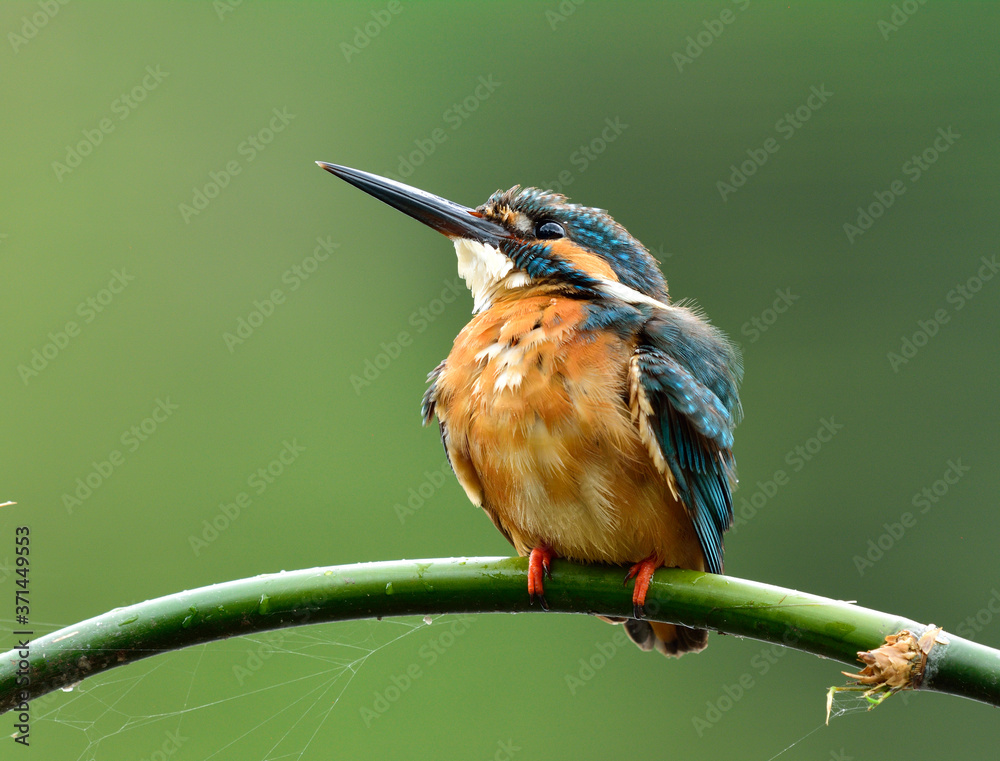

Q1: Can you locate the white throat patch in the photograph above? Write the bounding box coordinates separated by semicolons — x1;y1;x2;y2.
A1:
453;238;531;313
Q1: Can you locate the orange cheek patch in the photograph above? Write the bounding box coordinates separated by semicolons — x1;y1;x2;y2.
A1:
547;240;620;282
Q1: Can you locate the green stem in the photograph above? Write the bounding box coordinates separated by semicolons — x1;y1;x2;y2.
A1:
1;557;997;713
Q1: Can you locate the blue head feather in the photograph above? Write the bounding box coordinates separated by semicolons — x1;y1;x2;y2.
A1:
480;186;670;301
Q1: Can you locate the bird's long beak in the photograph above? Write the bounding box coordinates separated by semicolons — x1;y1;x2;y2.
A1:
316;162;510;246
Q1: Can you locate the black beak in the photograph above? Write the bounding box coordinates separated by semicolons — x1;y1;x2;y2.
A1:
316;162;511;246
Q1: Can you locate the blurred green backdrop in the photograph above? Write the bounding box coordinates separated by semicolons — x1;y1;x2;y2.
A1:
3;1;999;758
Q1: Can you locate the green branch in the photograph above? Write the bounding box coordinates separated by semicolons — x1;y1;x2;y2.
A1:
2;557;998;713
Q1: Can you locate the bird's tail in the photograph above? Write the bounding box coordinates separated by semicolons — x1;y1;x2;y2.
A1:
601;617;708;656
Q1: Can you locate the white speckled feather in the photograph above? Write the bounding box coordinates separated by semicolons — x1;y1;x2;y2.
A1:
453;238;531;313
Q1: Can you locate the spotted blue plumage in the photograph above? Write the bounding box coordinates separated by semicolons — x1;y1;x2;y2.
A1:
504;239;602;290
634;313;742;575
484;187;668;300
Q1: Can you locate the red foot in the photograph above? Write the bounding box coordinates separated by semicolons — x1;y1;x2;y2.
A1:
624;556;660;619
528;546;555;611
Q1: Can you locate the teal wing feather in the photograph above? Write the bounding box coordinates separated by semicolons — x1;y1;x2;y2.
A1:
633;314;741;575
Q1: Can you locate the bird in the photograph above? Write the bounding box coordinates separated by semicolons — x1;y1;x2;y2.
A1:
317;162;742;656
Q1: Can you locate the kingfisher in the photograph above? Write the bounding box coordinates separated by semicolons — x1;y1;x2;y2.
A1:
317;162;742;656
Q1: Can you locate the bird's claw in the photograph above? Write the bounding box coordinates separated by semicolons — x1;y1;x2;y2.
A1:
623;564;639;587
624;556;659;620
530;591;550;611
528;546;555;612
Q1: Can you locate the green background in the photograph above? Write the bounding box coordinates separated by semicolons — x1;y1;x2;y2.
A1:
3;1;999;758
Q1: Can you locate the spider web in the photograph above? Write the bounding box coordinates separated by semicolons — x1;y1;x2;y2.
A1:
6;612;891;760
4;614;439;760
750;694;869;761
825;682;899;723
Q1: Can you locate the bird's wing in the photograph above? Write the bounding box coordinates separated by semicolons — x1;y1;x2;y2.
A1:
422;360;516;548
627;313;741;575
420;361;446;428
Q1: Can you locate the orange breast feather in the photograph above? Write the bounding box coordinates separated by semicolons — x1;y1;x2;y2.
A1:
432;291;705;572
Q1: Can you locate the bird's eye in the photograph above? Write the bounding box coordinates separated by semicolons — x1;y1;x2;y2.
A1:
535;221;565;240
